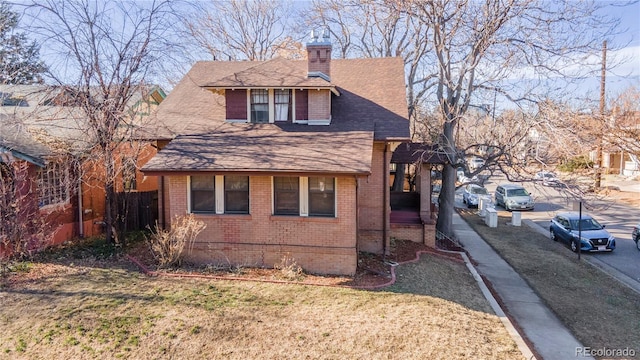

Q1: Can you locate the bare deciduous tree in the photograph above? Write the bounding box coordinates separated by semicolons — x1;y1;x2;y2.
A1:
23;0;177;244
184;0;300;61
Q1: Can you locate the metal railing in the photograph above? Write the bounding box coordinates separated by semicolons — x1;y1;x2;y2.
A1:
435;229;463;250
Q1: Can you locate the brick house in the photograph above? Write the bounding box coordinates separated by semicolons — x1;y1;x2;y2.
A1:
0;85;165;253
141;34;415;275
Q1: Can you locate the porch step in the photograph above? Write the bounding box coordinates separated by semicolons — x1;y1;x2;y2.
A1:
390;210;422;224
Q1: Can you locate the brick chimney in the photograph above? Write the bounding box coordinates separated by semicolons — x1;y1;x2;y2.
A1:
307;28;332;81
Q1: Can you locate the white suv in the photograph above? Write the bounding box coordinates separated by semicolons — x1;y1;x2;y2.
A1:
494;184;534;211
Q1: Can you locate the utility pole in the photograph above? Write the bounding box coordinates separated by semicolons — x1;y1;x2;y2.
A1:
594;40;606;188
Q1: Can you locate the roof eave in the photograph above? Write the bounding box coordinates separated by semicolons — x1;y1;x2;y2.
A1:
203;85;340;96
141;168;370;177
0;146;46;167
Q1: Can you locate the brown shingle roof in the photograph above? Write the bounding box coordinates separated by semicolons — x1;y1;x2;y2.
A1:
391;142;448;164
142;122;374;175
146;57;410;141
202;57;335;91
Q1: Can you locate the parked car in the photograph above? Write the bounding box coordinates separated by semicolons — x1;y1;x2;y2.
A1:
462;184;489;208
468;157;485;171
534;171;559;186
550;212;616;252
633;223;640;251
494;184;534;211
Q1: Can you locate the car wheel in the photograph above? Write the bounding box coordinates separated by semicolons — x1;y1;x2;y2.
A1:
636;239;640;251
570;240;578;253
550;230;558;242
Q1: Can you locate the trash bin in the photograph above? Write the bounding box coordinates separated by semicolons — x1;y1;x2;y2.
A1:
479;196;491;217
485;208;498;228
511;211;521;226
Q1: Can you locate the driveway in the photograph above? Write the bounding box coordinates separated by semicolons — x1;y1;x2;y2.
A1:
456;175;640;287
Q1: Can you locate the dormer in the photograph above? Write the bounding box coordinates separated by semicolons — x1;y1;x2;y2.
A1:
202;30;338;126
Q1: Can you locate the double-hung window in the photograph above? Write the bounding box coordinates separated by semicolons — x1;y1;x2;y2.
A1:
190;175;249;214
224;176;249;214
273;176;300;215
274;89;291;121
308;177;335;217
250;89;269;123
273;176;335;217
190;175;215;213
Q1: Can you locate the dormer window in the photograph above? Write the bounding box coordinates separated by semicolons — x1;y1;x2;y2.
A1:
274;89;291;121
250;89;269;123
224;88;310;124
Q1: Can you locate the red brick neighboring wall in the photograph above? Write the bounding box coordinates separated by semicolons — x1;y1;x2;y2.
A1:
166;175;358;275
357;142;385;253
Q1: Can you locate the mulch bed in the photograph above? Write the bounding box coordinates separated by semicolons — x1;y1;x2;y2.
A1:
126;239;462;288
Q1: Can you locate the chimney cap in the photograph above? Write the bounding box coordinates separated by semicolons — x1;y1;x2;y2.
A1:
307;27;331;46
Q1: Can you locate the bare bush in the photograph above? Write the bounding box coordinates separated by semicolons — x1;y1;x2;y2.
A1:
146;214;206;268
1;161;60;275
274;253;304;281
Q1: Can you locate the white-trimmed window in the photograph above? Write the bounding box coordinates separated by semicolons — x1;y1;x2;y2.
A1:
273;176;335;217
308;177;335;217
242;89;296;124
189;175;249;214
37;162;69;207
273;176;300;215
250;89;269;123
274;89;292;121
224;176;249;214
190;175;215;213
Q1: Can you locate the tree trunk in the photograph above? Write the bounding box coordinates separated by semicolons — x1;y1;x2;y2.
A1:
436;120;457;237
104;147;116;245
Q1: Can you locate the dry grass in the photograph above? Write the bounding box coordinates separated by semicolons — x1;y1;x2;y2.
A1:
459;209;640;356
0;250;523;359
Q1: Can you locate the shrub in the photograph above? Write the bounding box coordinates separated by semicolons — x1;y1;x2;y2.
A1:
558;155;594;172
274;253;304;281
146;214;206;268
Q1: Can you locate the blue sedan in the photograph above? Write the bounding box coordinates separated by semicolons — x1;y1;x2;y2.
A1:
549;212;615;252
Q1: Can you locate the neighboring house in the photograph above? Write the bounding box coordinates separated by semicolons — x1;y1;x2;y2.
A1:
141;34;412;275
0;85;165;253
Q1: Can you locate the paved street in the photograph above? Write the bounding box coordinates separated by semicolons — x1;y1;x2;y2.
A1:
456;175;640;286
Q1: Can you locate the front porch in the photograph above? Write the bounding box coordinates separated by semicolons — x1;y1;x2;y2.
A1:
390;192;437;248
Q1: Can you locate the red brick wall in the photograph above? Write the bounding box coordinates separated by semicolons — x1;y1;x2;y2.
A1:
166;175;358;275
357;142;385;253
308;89;331;121
307;44;331;78
225;89;247;120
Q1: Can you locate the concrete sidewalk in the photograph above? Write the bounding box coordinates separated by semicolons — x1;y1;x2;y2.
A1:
453;213;593;360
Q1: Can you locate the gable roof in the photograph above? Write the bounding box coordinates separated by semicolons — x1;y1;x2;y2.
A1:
141;122;374;175
145;57;410;141
202;57;338;94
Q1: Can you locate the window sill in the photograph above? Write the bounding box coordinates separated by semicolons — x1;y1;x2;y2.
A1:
269;215;338;223
39;201;71;213
191;213;251;220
